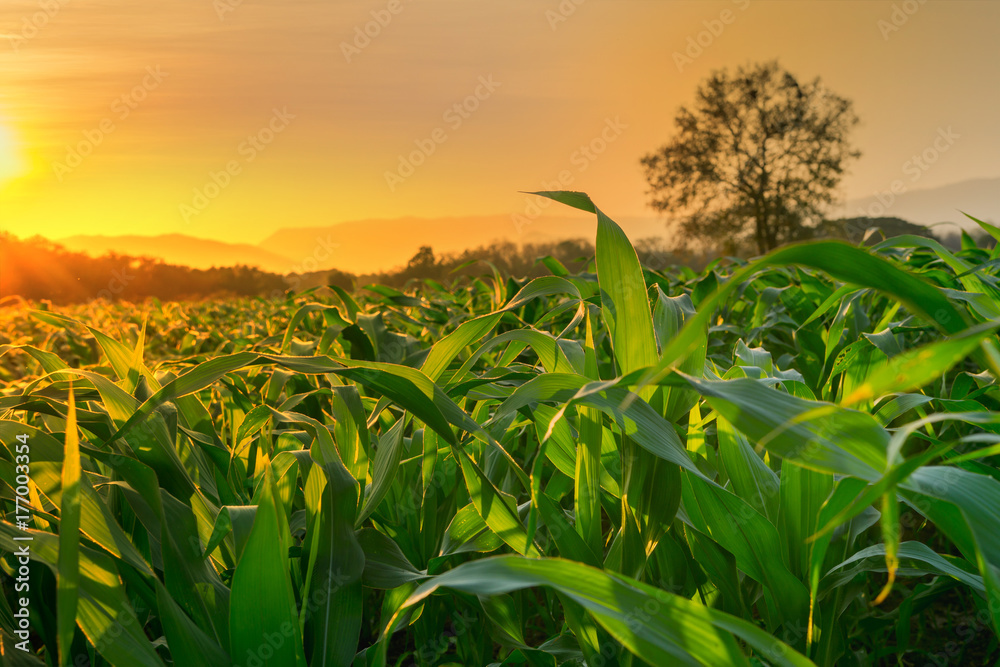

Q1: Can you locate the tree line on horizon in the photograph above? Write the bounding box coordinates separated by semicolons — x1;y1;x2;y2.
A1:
0;233;287;305
0;216;982;305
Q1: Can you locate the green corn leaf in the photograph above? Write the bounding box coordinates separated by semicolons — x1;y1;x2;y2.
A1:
0;526;166;666
843;319;1000;406
386;555;815;667
56;389;80;667
303;437;365;667
229;462;307;667
154;580;231;667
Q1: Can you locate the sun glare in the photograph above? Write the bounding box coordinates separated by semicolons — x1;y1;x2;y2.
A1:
0;122;28;186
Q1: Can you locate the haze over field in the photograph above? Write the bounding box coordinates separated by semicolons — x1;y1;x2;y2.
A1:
58;214;666;274
48;177;999;274
1;0;999;268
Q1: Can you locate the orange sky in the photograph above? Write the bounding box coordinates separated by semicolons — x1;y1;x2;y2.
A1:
1;0;998;244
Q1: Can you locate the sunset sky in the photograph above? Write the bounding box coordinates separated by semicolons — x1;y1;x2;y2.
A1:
1;0;998;245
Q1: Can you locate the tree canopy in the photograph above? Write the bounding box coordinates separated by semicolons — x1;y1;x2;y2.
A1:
641;60;860;254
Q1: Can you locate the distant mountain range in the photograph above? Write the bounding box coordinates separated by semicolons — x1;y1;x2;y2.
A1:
840;177;998;230
254;214;667;275
58;215;667;275
58;234;297;274
54;178;997;274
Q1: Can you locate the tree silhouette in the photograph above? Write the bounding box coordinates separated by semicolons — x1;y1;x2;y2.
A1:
407;246;436;271
641;61;860;254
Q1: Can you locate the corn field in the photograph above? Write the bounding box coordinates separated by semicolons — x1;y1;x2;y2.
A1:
1;191;999;666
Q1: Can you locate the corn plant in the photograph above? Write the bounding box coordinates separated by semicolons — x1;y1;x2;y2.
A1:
1;192;998;666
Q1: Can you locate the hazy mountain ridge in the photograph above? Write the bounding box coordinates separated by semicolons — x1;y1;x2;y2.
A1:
256;214;668;275
41;178;996;274
57;233;297;274
840;177;999;228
